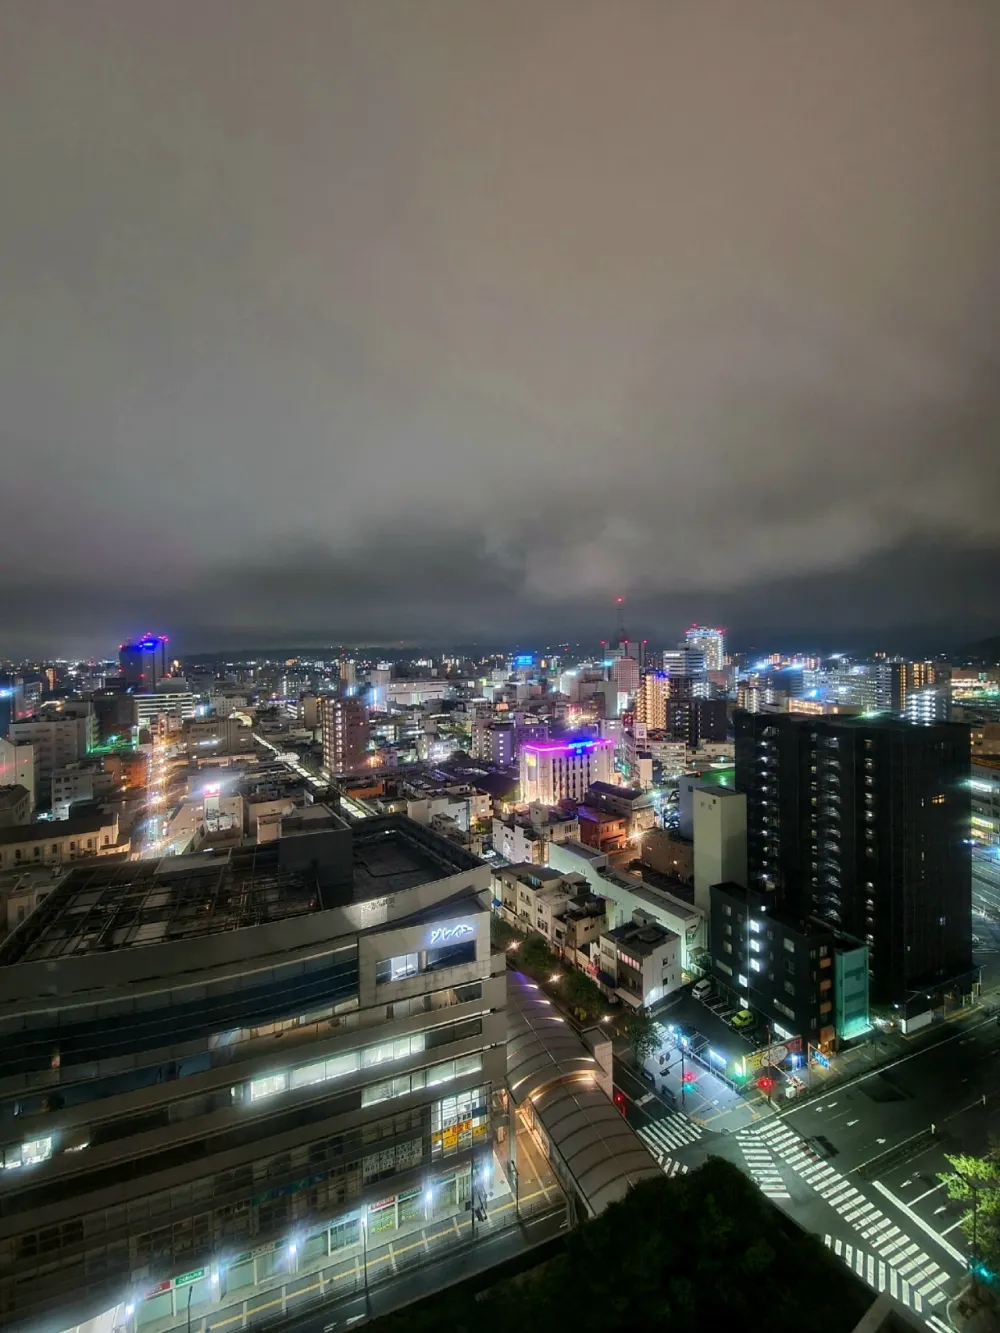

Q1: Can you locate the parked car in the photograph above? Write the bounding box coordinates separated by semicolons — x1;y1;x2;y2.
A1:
730;1009;756;1031
691;978;713;1002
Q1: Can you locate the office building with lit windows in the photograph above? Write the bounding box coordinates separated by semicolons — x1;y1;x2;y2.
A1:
734;712;973;1015
519;738;614;806
684;627;725;673
0;811;505;1333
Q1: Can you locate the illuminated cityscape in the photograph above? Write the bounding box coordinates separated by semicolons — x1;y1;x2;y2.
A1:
1;3;998;1331
0;627;998;1331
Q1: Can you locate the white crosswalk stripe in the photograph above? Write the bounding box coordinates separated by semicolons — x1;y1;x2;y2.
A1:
743;1120;959;1306
636;1112;704;1155
824;1235;928;1315
735;1134;790;1200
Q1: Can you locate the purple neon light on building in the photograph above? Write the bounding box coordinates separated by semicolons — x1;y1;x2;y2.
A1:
519;737;614;806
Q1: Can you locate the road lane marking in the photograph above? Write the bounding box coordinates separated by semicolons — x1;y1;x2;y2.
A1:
871;1180;967;1265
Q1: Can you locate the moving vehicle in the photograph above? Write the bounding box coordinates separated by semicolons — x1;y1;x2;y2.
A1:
691;978;713;1002
730;1009;756;1031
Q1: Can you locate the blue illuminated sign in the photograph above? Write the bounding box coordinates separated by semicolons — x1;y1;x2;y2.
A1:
514;655;534;667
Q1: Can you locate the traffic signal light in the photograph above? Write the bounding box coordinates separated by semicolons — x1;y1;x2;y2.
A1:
613;1090;628;1117
757;1076;776;1094
682;1070;697;1085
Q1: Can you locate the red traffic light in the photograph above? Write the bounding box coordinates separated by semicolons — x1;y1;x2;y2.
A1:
757;1076;776;1093
682;1070;697;1084
613;1090;628;1115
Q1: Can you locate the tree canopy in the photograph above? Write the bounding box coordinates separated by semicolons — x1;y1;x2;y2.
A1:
624;1009;659;1065
372;1159;872;1333
940;1144;1000;1277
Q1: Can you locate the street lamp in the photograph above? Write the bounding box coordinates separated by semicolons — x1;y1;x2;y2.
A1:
360;1212;370;1312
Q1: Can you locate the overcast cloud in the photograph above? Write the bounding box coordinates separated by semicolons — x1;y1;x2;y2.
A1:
1;1;998;657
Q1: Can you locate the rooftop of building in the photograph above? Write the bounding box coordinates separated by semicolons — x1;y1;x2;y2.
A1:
606;918;679;953
0;811;114;847
596;866;702;922
587;781;649;803
501;862;566;885
562;890;609;921
684;765;736;787
0;785;30;809
576;805;625;825
0;812;483;966
521;737;614;753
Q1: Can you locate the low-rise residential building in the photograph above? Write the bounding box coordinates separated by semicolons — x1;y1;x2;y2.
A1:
0;786;31;829
525;803;579;843
51;761;118;819
637;828;694;884
598;917;683;1010
496;864;573;939
492;815;549;865
584;782;655;836
0;741;34;812
576;805;628;854
0;812;123;871
547;841;706;973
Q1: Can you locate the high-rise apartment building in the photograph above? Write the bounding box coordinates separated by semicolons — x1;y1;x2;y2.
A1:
734;711;973;1011
661;648;709;700
665;698;728;747
119;635;169;689
635;672;669;731
519;738;614;806
610;655;640;698
904;686;951;725
684;626;725;673
0;814;504;1332
322;696;371;773
875;660;947;716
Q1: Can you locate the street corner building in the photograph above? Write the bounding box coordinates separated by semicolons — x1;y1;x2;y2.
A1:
0;810;507;1333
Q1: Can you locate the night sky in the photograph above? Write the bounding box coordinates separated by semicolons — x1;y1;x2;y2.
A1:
1;2;998;657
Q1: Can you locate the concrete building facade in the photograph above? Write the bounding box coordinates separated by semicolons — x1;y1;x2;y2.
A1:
0;814;504;1333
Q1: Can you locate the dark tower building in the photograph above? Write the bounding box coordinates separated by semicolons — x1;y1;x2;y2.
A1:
119;635;168;689
735;711;973;1013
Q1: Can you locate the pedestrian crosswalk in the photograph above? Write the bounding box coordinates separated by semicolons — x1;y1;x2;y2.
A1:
659;1157;690;1178
736;1131;790;1199
823;1236;925;1312
637;1111;704;1156
742;1119;953;1313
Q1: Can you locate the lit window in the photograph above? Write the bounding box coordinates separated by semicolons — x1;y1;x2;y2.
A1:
250;1073;288;1102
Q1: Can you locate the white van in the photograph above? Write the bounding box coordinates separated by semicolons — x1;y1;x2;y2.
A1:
691;978;713;1002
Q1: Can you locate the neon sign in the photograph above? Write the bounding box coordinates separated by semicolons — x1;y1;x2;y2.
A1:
429;923;475;946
